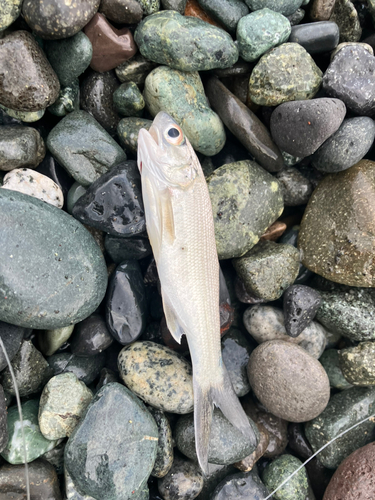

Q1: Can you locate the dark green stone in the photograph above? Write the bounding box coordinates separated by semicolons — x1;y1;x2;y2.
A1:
105;234;152;262
221;328;253;397
161;0;187;14
319;349;353;390
134;11;239;72
262;454;308;500
0;321;24;372
48;352;106;386
148;407;174;478
339;342;375;386
197;0;249;33
0;125;45;171
245;0;304;16
117;117;152;155
113;82;145;117
48;80;80;117
135;0;160;14
115;54;157;86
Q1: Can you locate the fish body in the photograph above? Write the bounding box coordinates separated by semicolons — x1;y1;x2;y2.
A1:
137;112;257;472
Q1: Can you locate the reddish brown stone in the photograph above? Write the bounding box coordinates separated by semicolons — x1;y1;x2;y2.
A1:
234;422;270;472
309;0;336;21
184;0;223;28
84;13;137;73
260;221;287;241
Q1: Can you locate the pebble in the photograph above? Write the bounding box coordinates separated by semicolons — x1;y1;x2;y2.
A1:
310;0;336;20
299;160;375;287
196;0;249;33
100;0;143;24
275;167;313;206
0;321;24;372
311;117;375;173
289;21;339;54
70;315;113;356
287;7;305;25
245;0;304;16
137;0;160;15
211;469;270;500
158;455;203;500
65;467;95;500
339;342;375;386
319;349;353;390
117;117;152;155
115;54;157;86
37;325;75;357
148;408;174;478
175;409;259;465
134;11;239;71
236;9;291;62
283;285;321;338
305;387;375;469
249;43;322;106
323;45;375;116
0;0;22;31
42;440;65;475
35;152;74;205
144;67;225;156
234;425;269;472
260;221;287;241
118;341;194;413
0;386;7;453
207;160;284;259
65;383;158;500
0;126;45;171
48;80;80;117
0;105;46;123
47;110;126;186
113;82;145;117
38;373;93;440
262;454;309;500
221;328;253;397
48;352;106;386
247;340;330;421
105;234;152;262
162;0;187;13
329;0;361;42
66;182;87;214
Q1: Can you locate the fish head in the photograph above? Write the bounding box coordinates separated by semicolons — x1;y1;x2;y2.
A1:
137;112;198;189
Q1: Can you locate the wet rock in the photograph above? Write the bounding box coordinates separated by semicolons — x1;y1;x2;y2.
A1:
48;352;106;385
37;325;75;357
35;152;74;207
283;285;321;338
289;21;339;53
117;117;152;155
320;348;353;390
113;82;145;117
48;80;80;117
275;167;313;206
287;7;305;25
0;321;24;372
197;0;249;33
196;463;238;500
64;468;96;500
136;0;160;15
100;0;143;23
221;328;253;397
211;469;269;500
234;424;269;472
105;234;152;263
339;342;375;386
70;315;113;356
329;0;361;42
148;408;174;478
262;454;308;500
245;0;304;16
158;455;203;499
0;125;45;171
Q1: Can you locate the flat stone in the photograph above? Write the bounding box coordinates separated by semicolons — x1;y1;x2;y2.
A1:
113;82;145;117
117;117;152;155
211;470;269;500
196;0;249;33
37;325;75;357
319;348;353;390
148;407;173;478
244;0;304;16
0;0;22;31
104;234;152;262
0;125;45;171
47;110;126;186
115;54;157;86
48;352;106;386
339;342;375;386
329;0;361;42
289;21;339;53
283;284;322;338
275;167;313;206
262;454;308;500
221;328;253;397
0;31;60;112
99;0;143;23
310;0;336;21
118;341;194;413
0;321;24;372
158;455;203;499
48;80;80;117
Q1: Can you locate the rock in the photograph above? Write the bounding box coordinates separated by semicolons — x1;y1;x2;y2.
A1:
270;98;346;158
283;285;321;338
35;152;74;206
117;117;152;155
37;325;75;357
329;0;361;42
205;78;284;173
0;31;60;112
207;160;284;259
158;455;203;499
197;463;238;500
339;342;375;386
184;0;224;26
249;43;322;106
236;9;291;62
0;321;24;372
162;0;187;13
134;11;239;71
175;409;259;465
44;32;93;87
211;469;269;500
96;368;119;391
323;45;375;116
289;21;339;53
310;0;336;21
42;440;65;475
2;168;64;208
118;341;194;413
48;352;106;386
113;82;145;117
115;54;157;86
196;0;249;33
83;13;137;73
100;0;143;23
287;7;305;25
148;408;173;478
65;383;158;500
244;0;304;16
275;167;313;206
1;399;59;464
106;261;147;344
70;315;113;356
144;67;225;156
0;105;46;122
0;386;7;453
262;454;308;500
234;424;269;472
0;125;45;171
261;221;287;241
320;349;353;390
298;160;375;287
47;110;126;186
221;328;253;397
247;340;330;422
0;0;22;31
305;387;375;469
136;0;160;15
105;234;152;262
1;340;52;397
48;80;80;117
233;241;300;302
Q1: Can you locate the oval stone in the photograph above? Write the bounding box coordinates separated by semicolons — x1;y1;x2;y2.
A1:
0;189;108;329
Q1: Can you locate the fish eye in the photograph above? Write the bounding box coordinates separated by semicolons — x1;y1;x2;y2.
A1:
165;125;184;145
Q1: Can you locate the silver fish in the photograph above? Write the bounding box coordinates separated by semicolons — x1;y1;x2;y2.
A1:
137;111;257;473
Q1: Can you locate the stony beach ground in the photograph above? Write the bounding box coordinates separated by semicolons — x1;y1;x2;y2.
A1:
0;0;375;498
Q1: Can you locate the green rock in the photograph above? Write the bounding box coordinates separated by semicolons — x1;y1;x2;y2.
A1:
37;325;75;357
262;454;308;500
330;0;361;43
44;31;93;86
249;43;322;106
197;0;249;33
48;80;80;117
0;0;22;31
65;468;96;500
134;11;239;72
67;182;87;214
161;0;187;14
115;54;157;86
237;9;291;62
1;400;59;464
148;407;174;478
47;110;126;186
144;66;225;156
319;349;353;390
221;328;253;397
0;125;45;171
39;373;93;440
339;342;375;386
245;0;304;16
0;189;108;329
117;117;152;155
135;0;160;14
0;104;45;122
113;82;145;117
305;387;375;469
207;160;284;259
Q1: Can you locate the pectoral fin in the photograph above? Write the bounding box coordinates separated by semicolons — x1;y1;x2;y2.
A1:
160;191;175;245
162;291;185;344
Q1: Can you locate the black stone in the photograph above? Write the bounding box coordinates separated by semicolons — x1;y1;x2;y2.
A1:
0;321;25;372
106;260;148;344
148;407;174;479
96;368;119;391
0;385;8;453
275;167;313;206
100;0;143;24
35;152;74;207
211;469;269;500
283;285;322;338
158;455;203;499
72;161;145;237
105;234;152;263
47;352;106;385
70;314;113;356
289;21;340;54
279;226;313;285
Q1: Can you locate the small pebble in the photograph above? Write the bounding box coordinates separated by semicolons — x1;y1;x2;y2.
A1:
100;0;143;23
275;167;313;206
319;349;353;390
148;407;174;478
70;314;113;356
310;0;336;21
283;284;321;338
48;352;106;386
0;0;22;31
0;126;45;171
105;234;152;263
196;0;249;33
329;0;361;42
158;455;203;500
0;321;24;372
48;80;80;117
113;82;145;117
37;325;75;357
117;117;152;155
289;21;339;54
221;328;253;397
211;469;269;500
245;0;304;16
262;454;308;500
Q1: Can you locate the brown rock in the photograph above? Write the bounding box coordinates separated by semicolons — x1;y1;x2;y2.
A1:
234;422;269;471
260;221;287;241
84;13;137;73
184;0;223;27
309;0;336;21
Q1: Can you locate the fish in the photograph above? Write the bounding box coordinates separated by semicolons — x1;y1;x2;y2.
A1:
137;111;257;473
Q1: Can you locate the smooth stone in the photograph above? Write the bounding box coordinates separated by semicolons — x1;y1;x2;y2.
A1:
339;342;375;386
233;426;269;471
1;340;52;397
48;80;80;117
34;152;74;205
310;0;335;20
207;160;284;260
0;31;60;112
0;105;46;123
298;160;375;287
282;151;302;167
37;325;75;357
0;0;22;31
0;321;24;372
287;7;305;25
118;341;194;413
80;70;120;136
0;459;62;500
144;67;225;156
184;0;225;27
270;98;346;158
1;399;59;464
320;349;353;390
42;440;65;475
136;0;160;14
48;352;106;386
162;0;187;13
205;78;284;173
115;54;157;86
70;315;113;356
117;117;152;155
0;125;45;171
283;285;321;338
196;0;249;33
333;42;374;60
221;328;253;397
245;0;304;16
67;182;87;214
2;168;64;208
247;340;330;422
289;21;339;54
329;0;361;42
196;463;238;500
236;8;291;62
96;368;119;391
38;373;93;440
211;470;269;500
65;383;158;500
175;409;259;465
47;110;126;186
158;455;203;499
0;386;7;453
99;0;143;23
134;11;239;71
113;82;145;117
262;454;308;500
323;45;375;116
305;387;375;469
84;13;137;73
105;234;152;262
249;43;322;106
233;241;300;302
44;32;93;87
65;467;96;500
275;167;313;206
148;407;173;478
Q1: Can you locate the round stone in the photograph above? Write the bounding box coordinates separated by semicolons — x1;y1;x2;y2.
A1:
48;80;80;117
197;0;249;33
70;315;113;357
113;82;145;117
289;21;339;54
158;455;203;500
329;0;361;43
0;0;22;30
339;342;375;386
0;126;45;172
117;117;152;155
48;352;106;386
262;454;308;500
244;0;303;16
100;0;143;23
211;470;269;500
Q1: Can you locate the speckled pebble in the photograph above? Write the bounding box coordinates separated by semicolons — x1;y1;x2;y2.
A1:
275;167;313;206
158;455;203;500
329;0;361;42
117;117;152;155
339;342;375;386
48;80;80;117
0;0;23;31
283;284;322;338
113;82;145;117
320;349;353;390
211;469;270;500
262;454;308;500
